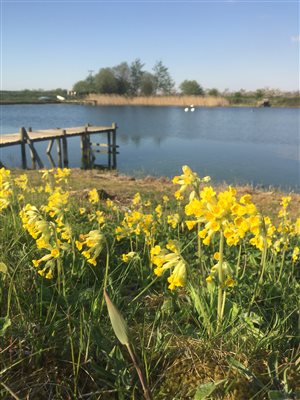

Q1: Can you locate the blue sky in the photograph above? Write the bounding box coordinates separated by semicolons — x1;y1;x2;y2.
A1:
1;0;299;92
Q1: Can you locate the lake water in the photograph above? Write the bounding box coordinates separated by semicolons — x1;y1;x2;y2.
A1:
1;104;299;191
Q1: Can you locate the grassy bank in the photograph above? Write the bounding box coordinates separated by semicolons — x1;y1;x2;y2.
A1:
1;167;299;399
0;90;67;104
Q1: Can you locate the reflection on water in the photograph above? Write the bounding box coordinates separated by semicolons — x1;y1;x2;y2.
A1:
0;104;299;190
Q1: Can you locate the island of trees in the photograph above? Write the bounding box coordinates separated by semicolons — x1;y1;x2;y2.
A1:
1;59;299;107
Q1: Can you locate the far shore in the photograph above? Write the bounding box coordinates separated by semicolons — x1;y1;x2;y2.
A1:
1;94;299;108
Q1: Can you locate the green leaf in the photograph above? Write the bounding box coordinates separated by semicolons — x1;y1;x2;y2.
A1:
227;357;263;388
104;290;129;346
0;262;8;275
0;316;11;336
194;380;224;400
268;390;287;400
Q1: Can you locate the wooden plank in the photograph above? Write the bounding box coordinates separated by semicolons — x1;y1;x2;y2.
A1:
0;125;115;147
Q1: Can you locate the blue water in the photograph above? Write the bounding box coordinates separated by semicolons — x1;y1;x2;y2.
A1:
1;104;299;190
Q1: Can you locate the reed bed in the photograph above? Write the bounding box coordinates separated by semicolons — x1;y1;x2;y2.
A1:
86;94;229;107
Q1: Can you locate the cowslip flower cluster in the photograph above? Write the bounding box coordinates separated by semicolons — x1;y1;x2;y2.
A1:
20;204;66;279
0;168;13;212
172;165;210;200
76;230;105;266
88;188;100;204
115;198;156;243
116;210;155;241
185;187;258;246
150;241;187;290
41;188;69;219
54;168;71;184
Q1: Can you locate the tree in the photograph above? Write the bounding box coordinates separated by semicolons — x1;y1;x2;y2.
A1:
112;62;131;95
130;58;145;96
153;61;175;95
207;88;219;97
94;68;119;94
179;80;204;96
140;73;155;96
255;89;265;100
73;79;94;94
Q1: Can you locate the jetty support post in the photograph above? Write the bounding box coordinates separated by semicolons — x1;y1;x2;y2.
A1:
27;127;36;169
56;138;62;168
81;126;91;169
112;122;117;169
20;127;27;169
107;130;112;169
26;127;44;169
62;129;69;168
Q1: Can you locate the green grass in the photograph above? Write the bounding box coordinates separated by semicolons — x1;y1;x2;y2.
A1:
0;168;299;399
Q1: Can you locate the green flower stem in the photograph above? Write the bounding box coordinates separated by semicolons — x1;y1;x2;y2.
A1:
277;249;286;283
217;231;225;330
197;222;203;275
236;244;242;279
258;237;268;285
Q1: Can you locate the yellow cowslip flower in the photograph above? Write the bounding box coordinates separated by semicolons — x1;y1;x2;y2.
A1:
292;246;299;262
87;258;97;266
77;229;105;265
172;166;208;198
293;218;300;235
54;168;70;183
225;276;235;287
79;207;86;215
167;213;180;229
41;188;69;218
32;259;41;268
200;186;216;202
151;243;187;290
132;192;141;206
174;190;184;200
163;195;169;203
206;275;213;284
0;168;13;212
121;251;136;263
186;220;198;230
45;269;53;279
167;260;186;290
14;174;28;191
51;248;60;258
155;204;162;219
95;210;105;225
36;236;50;250
75;240;83;251
150;245;161;256
213;252;220;261
88;188;99;204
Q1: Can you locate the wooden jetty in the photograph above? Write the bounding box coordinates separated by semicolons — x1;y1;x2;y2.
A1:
0;123;119;170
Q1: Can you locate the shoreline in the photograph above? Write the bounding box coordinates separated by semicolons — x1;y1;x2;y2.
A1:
1;94;299;108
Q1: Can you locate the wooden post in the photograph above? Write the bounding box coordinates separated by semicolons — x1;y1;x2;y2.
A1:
107;130;112;169
56;138;62;168
27;127;36;169
23;127;44;169
47;139;54;155
81;127;88;169
112;122;117;169
20;127;27;169
62;129;69;167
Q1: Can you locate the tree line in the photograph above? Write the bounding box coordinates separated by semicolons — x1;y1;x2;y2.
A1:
73;59;206;96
